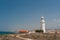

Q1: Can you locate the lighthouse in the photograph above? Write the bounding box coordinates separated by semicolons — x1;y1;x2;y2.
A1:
40;16;46;33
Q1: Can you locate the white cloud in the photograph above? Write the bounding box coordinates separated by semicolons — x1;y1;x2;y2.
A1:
46;18;60;29
53;19;60;22
6;18;60;32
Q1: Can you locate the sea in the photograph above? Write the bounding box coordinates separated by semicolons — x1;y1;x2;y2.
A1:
0;31;15;35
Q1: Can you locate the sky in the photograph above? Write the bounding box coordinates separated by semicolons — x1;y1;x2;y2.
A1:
0;0;60;31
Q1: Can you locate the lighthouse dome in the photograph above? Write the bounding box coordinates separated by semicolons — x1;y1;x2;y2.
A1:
41;16;44;20
41;16;44;18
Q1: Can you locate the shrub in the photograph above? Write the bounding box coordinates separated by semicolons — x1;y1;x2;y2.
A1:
35;30;43;33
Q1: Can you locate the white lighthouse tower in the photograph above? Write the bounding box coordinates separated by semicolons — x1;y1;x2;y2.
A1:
40;16;46;33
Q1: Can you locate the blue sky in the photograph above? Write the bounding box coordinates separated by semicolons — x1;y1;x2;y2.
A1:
0;0;60;31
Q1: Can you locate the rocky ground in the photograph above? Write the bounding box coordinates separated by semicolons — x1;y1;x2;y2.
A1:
0;34;24;40
20;33;60;40
0;32;60;40
0;37;24;40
